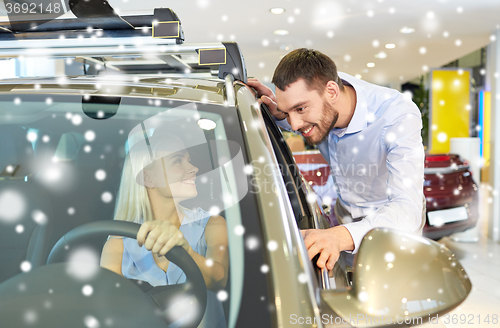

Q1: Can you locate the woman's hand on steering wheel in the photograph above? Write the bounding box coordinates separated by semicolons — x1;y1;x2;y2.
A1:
137;220;191;256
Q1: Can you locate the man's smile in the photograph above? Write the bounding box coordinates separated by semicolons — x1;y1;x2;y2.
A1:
301;126;314;137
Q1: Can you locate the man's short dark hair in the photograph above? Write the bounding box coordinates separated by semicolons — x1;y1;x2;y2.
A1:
272;48;344;93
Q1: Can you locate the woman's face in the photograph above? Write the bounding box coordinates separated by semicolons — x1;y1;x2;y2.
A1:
146;148;199;202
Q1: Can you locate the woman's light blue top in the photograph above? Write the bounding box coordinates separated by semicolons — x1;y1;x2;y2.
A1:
121;207;226;328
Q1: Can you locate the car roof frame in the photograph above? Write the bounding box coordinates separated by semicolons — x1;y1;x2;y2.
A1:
0;5;247;83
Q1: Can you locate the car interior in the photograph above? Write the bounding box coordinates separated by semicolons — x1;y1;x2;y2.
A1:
0;97;255;325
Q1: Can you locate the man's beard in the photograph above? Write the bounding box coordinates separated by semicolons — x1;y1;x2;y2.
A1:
304;99;338;145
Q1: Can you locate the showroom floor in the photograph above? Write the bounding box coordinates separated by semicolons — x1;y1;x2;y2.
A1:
418;184;500;328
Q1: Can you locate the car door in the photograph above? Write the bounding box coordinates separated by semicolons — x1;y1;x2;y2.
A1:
260;105;338;289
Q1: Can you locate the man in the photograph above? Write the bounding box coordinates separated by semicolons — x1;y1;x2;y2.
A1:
247;48;425;271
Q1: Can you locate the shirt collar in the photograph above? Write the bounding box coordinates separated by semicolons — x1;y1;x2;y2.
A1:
330;72;368;138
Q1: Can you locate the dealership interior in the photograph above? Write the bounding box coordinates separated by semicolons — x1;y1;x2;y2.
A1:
1;0;500;327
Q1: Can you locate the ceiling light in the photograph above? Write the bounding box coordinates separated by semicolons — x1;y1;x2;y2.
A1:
385;43;396;49
399;27;415;34
355;74;362;79
270;8;285;14
374;51;387;59
367;63;375;68
273;30;289;36
197;119;216;130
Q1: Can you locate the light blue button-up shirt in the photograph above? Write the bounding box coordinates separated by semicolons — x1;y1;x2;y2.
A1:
278;72;425;253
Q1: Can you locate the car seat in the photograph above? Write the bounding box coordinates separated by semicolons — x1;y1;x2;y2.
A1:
0;127;53;283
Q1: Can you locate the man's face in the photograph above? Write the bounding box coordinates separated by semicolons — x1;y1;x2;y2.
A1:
275;79;339;145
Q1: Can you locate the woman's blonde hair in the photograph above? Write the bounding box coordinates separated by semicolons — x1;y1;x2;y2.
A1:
113;150;154;224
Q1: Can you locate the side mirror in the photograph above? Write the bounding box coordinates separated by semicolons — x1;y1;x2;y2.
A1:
321;229;471;327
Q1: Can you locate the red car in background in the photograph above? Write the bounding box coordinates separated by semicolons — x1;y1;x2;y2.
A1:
293;151;479;240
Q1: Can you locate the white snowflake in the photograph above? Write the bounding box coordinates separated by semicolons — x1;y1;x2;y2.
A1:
358;291;369;302
311;2;344;30
24;310;37;324
246;236;260;250
0;190;26;223
67;248;100;280
82;284;94;296
95;170;106;181
27;131;37;142
209;206;220;216
267;240;278;251
84;315;100;328
101;192;113;203
384;252;395;262
298;273;308;284
32;210;48;225
85;130;96;142
217;290;228;301
437;132;448;143
234;225;245;236
306;193;317;204
20;261;32;272
165;294;200;325
196;0;209;8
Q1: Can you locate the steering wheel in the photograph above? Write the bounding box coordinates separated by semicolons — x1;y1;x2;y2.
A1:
47;220;208;328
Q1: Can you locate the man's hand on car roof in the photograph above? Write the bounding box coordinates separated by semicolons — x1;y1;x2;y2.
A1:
246;78;287;120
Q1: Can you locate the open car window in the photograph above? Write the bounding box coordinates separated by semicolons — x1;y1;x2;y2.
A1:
260;105;318;229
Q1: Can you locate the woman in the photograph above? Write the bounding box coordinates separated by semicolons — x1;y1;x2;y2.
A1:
100;126;228;328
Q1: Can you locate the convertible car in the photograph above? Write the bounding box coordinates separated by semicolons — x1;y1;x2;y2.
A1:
0;4;471;328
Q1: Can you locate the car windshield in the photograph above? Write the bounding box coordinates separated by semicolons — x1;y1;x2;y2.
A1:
0;89;270;327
